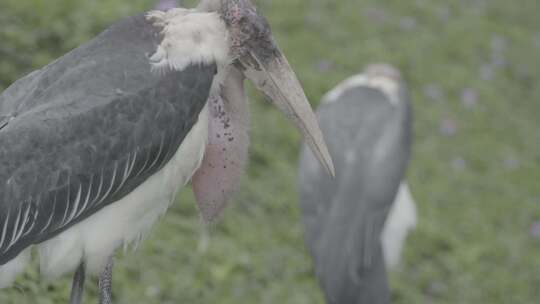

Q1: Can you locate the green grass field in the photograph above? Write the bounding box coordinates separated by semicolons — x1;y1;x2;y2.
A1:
1;0;539;303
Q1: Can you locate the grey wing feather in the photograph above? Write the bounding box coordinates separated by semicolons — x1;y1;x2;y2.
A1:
0;14;216;264
298;85;413;304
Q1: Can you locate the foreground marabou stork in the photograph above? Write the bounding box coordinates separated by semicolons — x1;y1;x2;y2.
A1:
298;64;417;304
0;0;334;303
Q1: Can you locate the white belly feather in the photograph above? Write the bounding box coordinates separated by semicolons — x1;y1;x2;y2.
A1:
381;182;418;269
0;105;209;285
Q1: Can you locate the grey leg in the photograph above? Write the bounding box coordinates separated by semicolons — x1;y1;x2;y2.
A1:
98;256;114;304
70;262;86;304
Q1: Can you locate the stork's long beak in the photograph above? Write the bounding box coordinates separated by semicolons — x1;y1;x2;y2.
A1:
238;50;335;177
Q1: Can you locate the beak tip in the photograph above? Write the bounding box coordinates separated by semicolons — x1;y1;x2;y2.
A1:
327;163;336;179
320;149;336;179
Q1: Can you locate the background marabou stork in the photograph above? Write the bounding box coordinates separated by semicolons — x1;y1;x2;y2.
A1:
298;64;417;304
0;0;334;303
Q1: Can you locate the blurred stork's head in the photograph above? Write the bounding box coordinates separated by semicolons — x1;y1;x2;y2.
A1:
323;63;403;106
365;63;402;82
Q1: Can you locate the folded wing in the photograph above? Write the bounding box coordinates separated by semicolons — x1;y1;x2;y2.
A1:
0;14;216;264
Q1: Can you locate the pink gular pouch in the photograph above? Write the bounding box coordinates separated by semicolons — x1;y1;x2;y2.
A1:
192;69;249;222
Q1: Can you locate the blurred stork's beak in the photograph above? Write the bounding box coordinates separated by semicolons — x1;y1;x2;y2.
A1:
237;49;335;177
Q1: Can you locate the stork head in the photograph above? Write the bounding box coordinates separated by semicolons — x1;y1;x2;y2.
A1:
221;0;335;176
191;0;334;178
151;0;334;220
364;63;402;83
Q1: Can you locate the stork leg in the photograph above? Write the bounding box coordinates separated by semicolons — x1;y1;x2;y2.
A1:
98;256;114;304
70;262;86;304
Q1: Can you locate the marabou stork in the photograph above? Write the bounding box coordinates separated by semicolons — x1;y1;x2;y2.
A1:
0;0;334;303
298;64;417;304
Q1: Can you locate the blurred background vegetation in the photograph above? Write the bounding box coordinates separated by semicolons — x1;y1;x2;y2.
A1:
1;0;539;303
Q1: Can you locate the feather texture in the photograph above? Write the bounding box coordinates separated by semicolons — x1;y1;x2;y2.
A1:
0;13;216;267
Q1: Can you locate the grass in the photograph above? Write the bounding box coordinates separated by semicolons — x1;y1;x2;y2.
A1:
1;0;539;303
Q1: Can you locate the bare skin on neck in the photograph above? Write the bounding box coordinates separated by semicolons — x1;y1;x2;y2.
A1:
192;68;249;222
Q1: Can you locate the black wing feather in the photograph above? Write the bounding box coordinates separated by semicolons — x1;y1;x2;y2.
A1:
0;14;216;264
